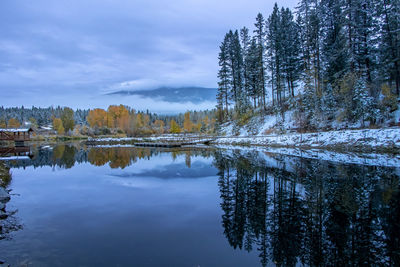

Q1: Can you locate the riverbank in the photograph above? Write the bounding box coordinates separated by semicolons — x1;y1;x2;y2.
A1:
212;127;400;154
22;127;400;154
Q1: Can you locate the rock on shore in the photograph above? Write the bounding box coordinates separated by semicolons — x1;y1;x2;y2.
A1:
0;188;10;203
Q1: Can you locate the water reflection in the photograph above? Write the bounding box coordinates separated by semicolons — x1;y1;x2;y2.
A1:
214;150;400;266
0;145;399;266
6;144;213;170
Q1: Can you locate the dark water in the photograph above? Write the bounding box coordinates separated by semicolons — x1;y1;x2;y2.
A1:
0;144;399;266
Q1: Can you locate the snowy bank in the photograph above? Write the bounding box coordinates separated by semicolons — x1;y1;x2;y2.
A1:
214;127;400;152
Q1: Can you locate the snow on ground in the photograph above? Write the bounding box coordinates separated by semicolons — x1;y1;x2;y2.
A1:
220;107;400;137
258;114;279;135
220;111;298;137
88;119;399;152
89;137;136;142
214;127;400;150
89;134;214;144
94;144;136;148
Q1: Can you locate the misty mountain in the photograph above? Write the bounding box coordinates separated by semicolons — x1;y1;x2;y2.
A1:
107;86;217;103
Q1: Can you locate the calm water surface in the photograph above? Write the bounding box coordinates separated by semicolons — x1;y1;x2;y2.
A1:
0;144;399;266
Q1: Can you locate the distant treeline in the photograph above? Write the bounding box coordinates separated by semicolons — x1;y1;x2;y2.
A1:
0;106;88;126
0;105;217;136
217;0;399;128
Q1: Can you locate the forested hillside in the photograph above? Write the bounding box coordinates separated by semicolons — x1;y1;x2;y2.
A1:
217;0;400;130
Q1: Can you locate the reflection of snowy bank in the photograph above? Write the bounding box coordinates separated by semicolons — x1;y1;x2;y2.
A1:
216;145;400;168
214;127;400;152
89;137;136;142
0;156;31;161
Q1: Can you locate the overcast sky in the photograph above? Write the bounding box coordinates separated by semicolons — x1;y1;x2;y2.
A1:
0;0;297;113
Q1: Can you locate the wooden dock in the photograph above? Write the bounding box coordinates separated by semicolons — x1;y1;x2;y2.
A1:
134;137;216;148
134;142;183;148
0;128;34;146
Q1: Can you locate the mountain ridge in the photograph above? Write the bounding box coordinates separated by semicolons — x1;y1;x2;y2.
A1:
106;86;217;103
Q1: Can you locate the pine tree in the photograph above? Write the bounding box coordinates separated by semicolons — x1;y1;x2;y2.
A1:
353;0;378;84
321;83;337;122
352;77;374;125
228;30;246;113
377;0;400;96
302;75;319;128
240;27;251;101
254;13;266;108
280;7;302;98
217;34;232;120
297;0;323;97
322;0;349;86
246;38;261;108
267;4;282;106
214;0;397;129
343;0;357;70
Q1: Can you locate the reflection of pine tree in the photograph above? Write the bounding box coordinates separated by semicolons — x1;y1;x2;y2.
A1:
214;150;400;266
270;169;304;266
229;157;251;249
300;161;327;266
325;167;353;265
381;172;400;266
352;166;379;266
256;171;270;267
323;164;385;266
216;154;235;248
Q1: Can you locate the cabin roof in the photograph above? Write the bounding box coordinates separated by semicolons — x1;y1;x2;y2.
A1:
0;128;34;133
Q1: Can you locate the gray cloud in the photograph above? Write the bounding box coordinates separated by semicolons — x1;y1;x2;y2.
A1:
0;0;298;112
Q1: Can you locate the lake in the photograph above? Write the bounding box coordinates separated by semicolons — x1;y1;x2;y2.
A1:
0;144;399;266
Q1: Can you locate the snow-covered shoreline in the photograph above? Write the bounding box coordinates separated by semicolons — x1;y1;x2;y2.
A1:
213;127;400;152
84;128;400;153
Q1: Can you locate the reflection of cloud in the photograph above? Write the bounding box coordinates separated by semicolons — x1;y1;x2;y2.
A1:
108;178;162;189
109;161;218;179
